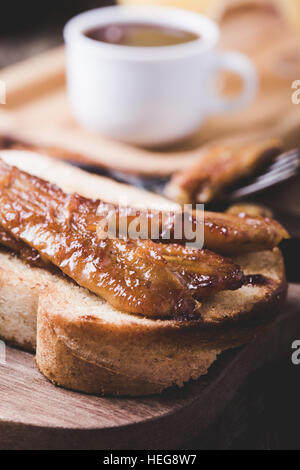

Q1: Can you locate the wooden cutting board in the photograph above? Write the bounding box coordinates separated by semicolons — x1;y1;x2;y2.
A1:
0;4;299;451
0;283;299;450
0;3;300;177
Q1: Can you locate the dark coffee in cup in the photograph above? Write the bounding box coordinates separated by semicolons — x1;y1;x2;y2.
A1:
85;22;199;47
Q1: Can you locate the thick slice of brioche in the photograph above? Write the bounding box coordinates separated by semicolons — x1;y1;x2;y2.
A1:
0;246;286;395
0;249;286;395
36;249;286;395
35;249;286;396
0;150;287;396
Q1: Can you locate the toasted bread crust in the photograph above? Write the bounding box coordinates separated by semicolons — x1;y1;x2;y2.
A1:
36;312;219;396
35;249;287;396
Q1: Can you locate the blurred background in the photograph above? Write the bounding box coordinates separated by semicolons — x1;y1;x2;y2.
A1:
2;0;300;65
0;1;112;66
1;0;300;450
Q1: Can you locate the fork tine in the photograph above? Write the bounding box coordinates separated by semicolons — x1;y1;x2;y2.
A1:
227;148;300;201
228;168;298;200
255;160;298;184
263;150;299;170
257;167;297;187
262;154;299;173
267;156;299;173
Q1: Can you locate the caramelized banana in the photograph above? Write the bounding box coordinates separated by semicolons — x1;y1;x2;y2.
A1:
225;203;273;219
97;205;289;255
0;226;243;314
165;138;281;203
0;227;53;269
0;160;244;319
201;210;289;255
158;244;243;299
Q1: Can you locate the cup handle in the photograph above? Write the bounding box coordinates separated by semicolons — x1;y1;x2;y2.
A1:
206;51;258;114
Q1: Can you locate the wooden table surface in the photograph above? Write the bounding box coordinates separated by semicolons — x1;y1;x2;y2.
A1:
0;1;300;450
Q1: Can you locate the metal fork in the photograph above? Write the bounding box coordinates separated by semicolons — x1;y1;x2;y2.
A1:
226;149;300;201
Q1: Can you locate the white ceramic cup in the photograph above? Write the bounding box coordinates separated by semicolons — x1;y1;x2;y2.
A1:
64;6;258;147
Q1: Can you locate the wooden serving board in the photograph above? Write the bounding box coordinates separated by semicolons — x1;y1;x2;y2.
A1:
0;284;299;451
0;3;300;177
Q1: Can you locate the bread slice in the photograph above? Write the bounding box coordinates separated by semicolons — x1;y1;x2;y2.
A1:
0;250;53;351
0;149;178;210
0;150;287;396
0;246;286;395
